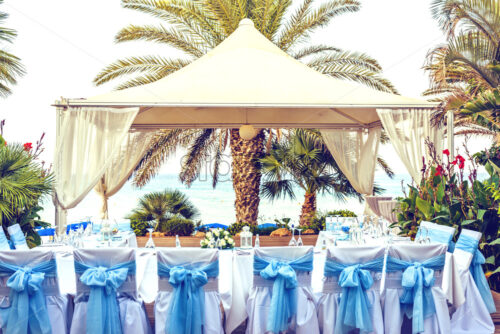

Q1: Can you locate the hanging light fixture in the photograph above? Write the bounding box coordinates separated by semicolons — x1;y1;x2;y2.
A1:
239;124;256;140
239;109;256;140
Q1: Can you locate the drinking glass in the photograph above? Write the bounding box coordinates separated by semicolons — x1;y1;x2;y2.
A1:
145;220;157;249
296;228;303;246
288;224;297;246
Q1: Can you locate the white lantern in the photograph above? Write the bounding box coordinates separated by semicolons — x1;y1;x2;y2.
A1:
239;124;257;140
240;226;253;248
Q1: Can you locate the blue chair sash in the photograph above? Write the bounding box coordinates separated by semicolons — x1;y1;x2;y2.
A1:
158;260;219;334
386;255;445;334
253;251;313;334
7;224;28;250
456;234;496;313
75;260;135;334
0;259;56;334
324;257;384;334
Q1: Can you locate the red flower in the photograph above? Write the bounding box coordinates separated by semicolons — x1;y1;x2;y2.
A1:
23;142;32;151
458;161;465;169
435;165;444;176
443;149;450;155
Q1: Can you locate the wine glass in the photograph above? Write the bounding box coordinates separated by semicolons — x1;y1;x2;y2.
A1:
288;224;297;246
145;220;157;249
296;228;303;246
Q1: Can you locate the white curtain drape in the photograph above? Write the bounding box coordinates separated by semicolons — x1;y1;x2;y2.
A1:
95;131;155;219
321;127;382;195
53;106;139;234
377;108;443;183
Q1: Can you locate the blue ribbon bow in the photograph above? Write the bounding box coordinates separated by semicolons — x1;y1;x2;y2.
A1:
324;257;384;334
253;252;313;334
386;255;445;334
158;260;219;334
0;259;56;334
75;260;135;334
456;234;496;313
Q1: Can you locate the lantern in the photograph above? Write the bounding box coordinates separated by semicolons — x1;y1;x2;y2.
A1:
240;226;253;248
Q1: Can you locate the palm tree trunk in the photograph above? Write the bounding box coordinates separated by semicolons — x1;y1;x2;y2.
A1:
299;191;317;226
230;129;264;225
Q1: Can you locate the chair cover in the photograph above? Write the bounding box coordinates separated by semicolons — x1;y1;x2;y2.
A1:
155;248;223;334
70;248;151;334
7;224;28;250
384;243;450;334
317;245;385;334
0;249;71;334
416;221;455;251
0;229;10;251
246;246;319;334
450;229;495;333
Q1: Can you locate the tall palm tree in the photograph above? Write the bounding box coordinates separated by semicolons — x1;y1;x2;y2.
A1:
260;129;387;225
95;0;397;225
0;0;25;97
127;189;199;231
424;0;500;142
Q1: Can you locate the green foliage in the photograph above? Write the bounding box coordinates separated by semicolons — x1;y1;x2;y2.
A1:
0;143;52;248
474;144;500;167
163;217;194;236
0;0;25;97
228;222;257;235
395;146;500;290
127;189;199;235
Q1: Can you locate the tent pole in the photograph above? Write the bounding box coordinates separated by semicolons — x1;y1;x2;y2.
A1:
447;110;455;159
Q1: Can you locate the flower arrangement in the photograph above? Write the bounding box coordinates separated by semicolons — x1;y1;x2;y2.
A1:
200;228;235;249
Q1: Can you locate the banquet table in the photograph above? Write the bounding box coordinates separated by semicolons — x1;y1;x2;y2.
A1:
49;242;465;334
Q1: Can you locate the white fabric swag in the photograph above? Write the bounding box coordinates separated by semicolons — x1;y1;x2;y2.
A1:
321;127;382;195
95;131;154;219
53;107;139;234
377;108;443;183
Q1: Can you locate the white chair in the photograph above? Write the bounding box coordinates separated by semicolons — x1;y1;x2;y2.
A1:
384;243;451;334
155;248;223;334
317;245;385;334
246;246;319;334
450;229;495;333
70;248;151;334
0;249;71;334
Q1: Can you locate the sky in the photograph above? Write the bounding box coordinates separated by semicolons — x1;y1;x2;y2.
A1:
0;0;494;223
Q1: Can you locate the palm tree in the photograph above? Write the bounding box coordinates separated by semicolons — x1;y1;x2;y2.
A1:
127;189;199;231
260;130;387;225
424;0;500;142
0;0;25;97
95;0;397;225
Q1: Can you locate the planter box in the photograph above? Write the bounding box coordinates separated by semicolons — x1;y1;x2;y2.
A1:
136;234;318;248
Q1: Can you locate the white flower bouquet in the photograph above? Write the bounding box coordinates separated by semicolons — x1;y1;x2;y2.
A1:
200;228;235;249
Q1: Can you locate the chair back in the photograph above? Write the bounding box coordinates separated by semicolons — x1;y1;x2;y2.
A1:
73;248;137;296
7;224;28;250
254;246;313;263
416;221;455;251
0;249;60;296
454;229;481;271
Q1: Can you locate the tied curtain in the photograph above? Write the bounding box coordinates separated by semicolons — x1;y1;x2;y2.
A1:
95;131;154;219
53;107;139;234
377;108;443;183
321;127;382;195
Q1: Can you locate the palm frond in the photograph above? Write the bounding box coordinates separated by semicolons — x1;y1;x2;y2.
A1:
291;45;341;60
278;0;360;51
116;24;206;57
93;56;190;88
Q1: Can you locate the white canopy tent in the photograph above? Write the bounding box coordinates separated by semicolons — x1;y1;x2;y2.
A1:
52;19;444;233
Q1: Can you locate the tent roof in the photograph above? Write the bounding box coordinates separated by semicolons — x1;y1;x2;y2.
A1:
60;19;436;129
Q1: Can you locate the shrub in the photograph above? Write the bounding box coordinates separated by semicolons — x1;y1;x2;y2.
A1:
228;222;257;235
130;219;149;236
395;144;499;290
163;217;195;236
